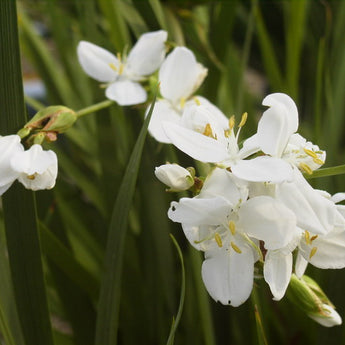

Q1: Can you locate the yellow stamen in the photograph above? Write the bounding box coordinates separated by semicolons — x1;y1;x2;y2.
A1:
117;52;122;62
224;129;230;138
215;233;223;247
303;148;317;158
194;97;201;106
203;123;212;136
27;174;36;180
231;242;242;253
229;221;236;235
313;157;324;165
309;247;317;259
238;112;248;128
118;64;124;75
109;63;117;71
299;162;313;175
229;115;235;130
310;235;318;242
180;97;186;109
305;230;311;245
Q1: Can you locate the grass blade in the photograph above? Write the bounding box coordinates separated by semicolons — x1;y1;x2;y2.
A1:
95;92;157;345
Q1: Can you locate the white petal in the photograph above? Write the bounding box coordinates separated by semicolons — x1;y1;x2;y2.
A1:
238;134;260;159
147;100;181;143
199;168;247;206
77;41;118;82
299;227;345;269
154;163;193;190
159;47;207;104
168;196;230;226
238;196;297;250
201;244;255;306
264;250;292;300
231;156;293;183
276;169;336;235
163;122;228;162
105;80;147;105
11;145;58;191
295;251;308;278
331;192;345;204
258;93;298;157
126;30;167;76
309;304;342;327
0;135;23;187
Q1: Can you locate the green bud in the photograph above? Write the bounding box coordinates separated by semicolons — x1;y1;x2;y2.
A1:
24;105;77;134
287;274;342;327
17;127;31;139
32;132;46;145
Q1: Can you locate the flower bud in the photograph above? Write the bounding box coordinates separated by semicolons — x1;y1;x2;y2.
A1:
155;163;194;191
287;274;342;327
24;105;77;134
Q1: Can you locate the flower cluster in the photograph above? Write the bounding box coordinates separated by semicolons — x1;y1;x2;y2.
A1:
0;135;57;195
147;43;345;326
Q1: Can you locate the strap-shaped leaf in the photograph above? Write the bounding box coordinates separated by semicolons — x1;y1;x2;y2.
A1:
0;1;54;344
95;94;157;345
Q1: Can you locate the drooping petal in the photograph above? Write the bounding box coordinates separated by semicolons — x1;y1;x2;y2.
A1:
105;80;147;105
264;250;292;300
258;93;298;157
237;196;297;250
168;196;230;226
11;144;58;191
147;100;181;143
309;304;342;327
0;135;24;189
163;122;228;163
231;156;293;183
77;41;118;82
276;169;336;235
126;30;167;77
295;250;308;278
159;47;207;105
201;243;255;306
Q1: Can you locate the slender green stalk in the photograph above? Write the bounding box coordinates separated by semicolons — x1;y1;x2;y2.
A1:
306;165;345;179
76;99;115;118
0;2;54;345
251;287;269;345
166;235;185;345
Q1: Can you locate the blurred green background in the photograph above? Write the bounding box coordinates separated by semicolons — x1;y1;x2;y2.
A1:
1;0;345;344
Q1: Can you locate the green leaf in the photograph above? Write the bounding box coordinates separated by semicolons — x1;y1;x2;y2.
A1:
165;235;186;345
0;1;54;345
95;91;158;345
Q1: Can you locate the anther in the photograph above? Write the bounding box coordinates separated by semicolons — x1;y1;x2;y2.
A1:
27;173;37;180
231;242;242;253
238;112;248;128
303;148;317;159
215;233;223;247
309;247;317;259
193;97;201;106
313;157;324;165
109;63;118;71
299;162;313;175
229;221;236;235
118;64;124;75
304;231;311;245
180;97;186;109
310;235;318;242
229;115;235;131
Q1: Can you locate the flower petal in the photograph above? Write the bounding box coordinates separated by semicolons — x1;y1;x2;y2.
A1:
159;47;207;105
258;93;298;157
201;244;255;306
105;80;147;105
237;196;297;250
168;196;230;226
231;156;293;183
264;250;292;300
126;30;167;77
147;100;181;143
77;41;118;82
295;251;308;278
163;122;228;162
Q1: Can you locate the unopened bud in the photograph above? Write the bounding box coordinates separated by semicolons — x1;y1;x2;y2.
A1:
287;274;342;327
155;164;194;191
24;106;77;134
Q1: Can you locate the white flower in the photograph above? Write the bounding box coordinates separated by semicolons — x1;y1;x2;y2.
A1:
168;168;298;306
11;144;58;191
163;103;293;183
148;47;208;143
155;164;194;191
77;30;167;106
0;135;24;195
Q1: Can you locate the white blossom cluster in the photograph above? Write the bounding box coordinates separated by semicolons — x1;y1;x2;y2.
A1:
0;135;57;195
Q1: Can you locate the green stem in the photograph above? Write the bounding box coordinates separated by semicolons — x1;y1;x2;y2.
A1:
76;99;115;118
306;165;345;179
